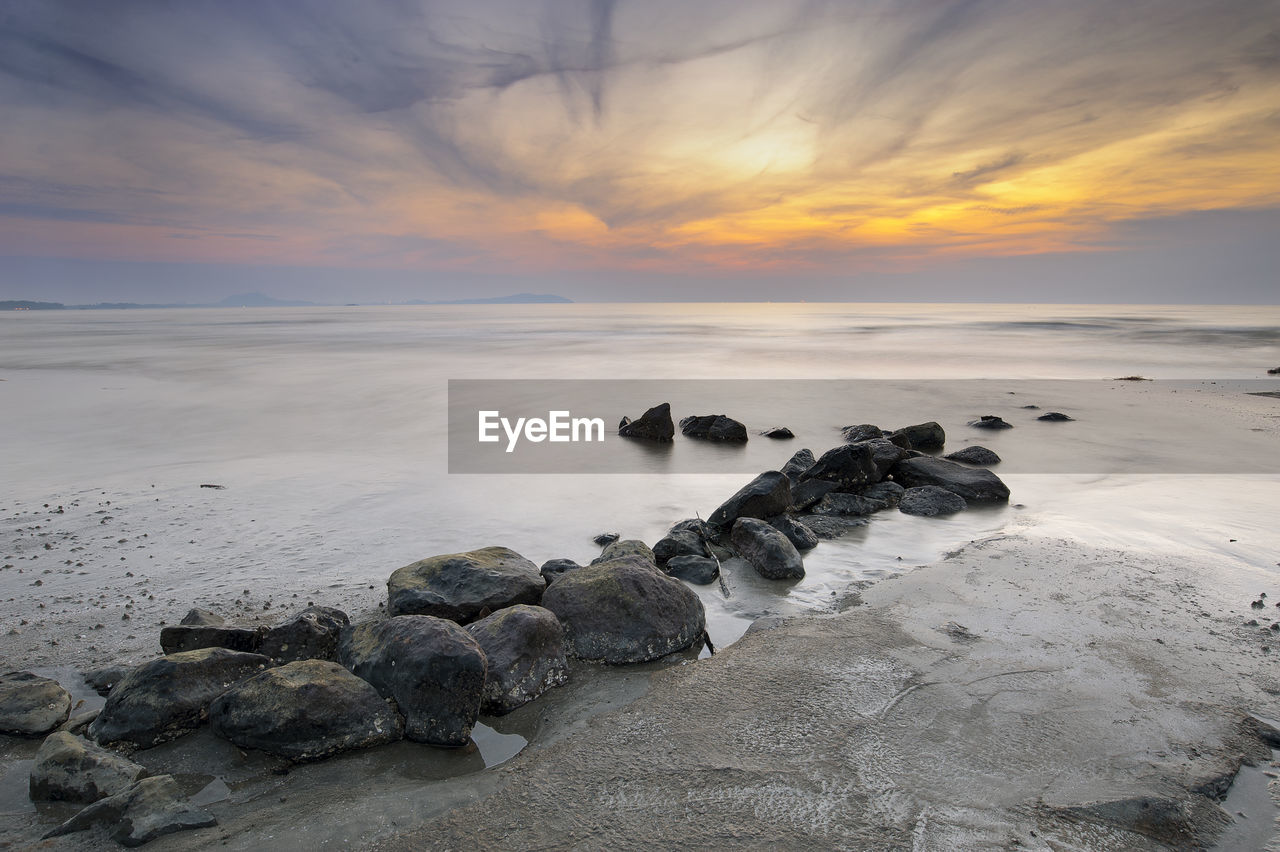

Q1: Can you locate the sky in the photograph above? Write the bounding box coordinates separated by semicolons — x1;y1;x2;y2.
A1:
1;0;1278;304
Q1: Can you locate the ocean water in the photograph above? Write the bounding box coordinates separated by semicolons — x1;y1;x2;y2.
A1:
1;303;1278;665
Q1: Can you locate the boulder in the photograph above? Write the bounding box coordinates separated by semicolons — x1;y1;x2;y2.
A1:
466;605;569;715
652;519;708;563
1270;367;1280;375
591;532;620;546
890;456;1011;503
707;471;792;529
680;414;748;442
541;558;706;663
539;558;582;585
387;546;544;622
87;648;269;747
618;402;675;442
0;672;72;736
43;774;216;847
858;480;905;508
860;437;910;479
944;446;1001;466
158;624;263;656
339;616;486;746
968;414;1013;430
760;426;794;439
209;660;401;761
1037;411;1074;422
840;424;885;443
780;448;815;483
179;608;223;626
890;421;945;451
29;731;145;803
591;538;657;566
83;665;133;697
665;555;721;585
790;479;837;511
768;515;819;551
899;486;968;517
730;518;804;580
800;443;880;491
810;493;885;517
259;606;349;663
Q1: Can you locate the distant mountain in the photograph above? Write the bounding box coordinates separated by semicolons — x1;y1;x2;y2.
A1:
1;300;64;310
216;292;317;307
408;293;573;305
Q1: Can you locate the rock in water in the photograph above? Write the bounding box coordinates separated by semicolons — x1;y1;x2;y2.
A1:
209;660;401;761
87;648;269;747
809;493;885;517
652;519;709;563
466;605;569;715
541;558;706;663
339;616;486;746
800;443;880;491
29;732;145;803
780;448;815;482
858;480;906;508
768;515;819;551
707;471;792;529
1037;411;1075;422
259;606;349;663
0;672;72;736
592;532;620;546
731;518;804;580
591;538;657;566
43;774;216;847
679;414;748;442
665;555;721;585
539;558;582;585
159;624;264;656
387;546;544;622
1268;367;1279;375
899;486;968;517
890;456;1010;503
890;421;945;451
968;414;1013;430
760;426;794;439
944;446;1001;466
840;424;885;443
617;402;675;441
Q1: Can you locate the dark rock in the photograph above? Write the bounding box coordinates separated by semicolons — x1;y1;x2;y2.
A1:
944;446;1002;466
29;731;146;803
466;605;568;715
810;492;885;516
592;532;620;546
0;672;72;736
87;648;269;747
760;426;794;439
780;449;816;483
861;437;910;479
591;538;657;566
541;558;706;663
209;660;401;761
840;424;885;443
1268;367;1280;375
259;606;349;663
890;421;945;451
800;516;869;539
790;479;837;511
179;608;223;626
800;444;880;491
43;774;216;847
652;520;708;563
899;486;968;517
1021;404;1041;410
58;709;98;737
857;480;905;508
968;414;1013;430
665;555;721;585
617;402;675;442
768;515;819;551
730;518;804;580
707;471;792;529
1037;411;1074;422
890;456;1011;503
387;546;544;623
680;414;748;442
159;624;264;656
338;616;486;746
540;558;582;585
84;665;133;697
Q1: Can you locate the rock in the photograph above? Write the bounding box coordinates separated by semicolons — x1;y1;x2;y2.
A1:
665;555;721;585
840;424;885;443
617;402;674;442
809;492;885;517
652;520;708;563
707;471;792;529
800;444;880;491
780;449;815;483
466;605;569;715
680;414;748;442
259;606;349;663
591;538;657;566
944;446;1001;466
760;426;794;439
889;456;1011;503
860;437;910;479
592;532;620;546
968;414;1013;430
730;518;804;580
209;660;401;761
43;774;216;847
0;672;72;736
1037;411;1074;422
1052;795;1230;850
387;546;544;623
899;486;968;516
858;480;905;508
890;421;945;451
158;624;264;656
1269;367;1280;375
790;479;837;511
800;516;869;539
179;608;223;626
339;616;486;746
87;648;269;747
84;665;133;697
59;709;99;736
29;731;145;803
541;558;706;663
540;558;582;585
768;515;819;551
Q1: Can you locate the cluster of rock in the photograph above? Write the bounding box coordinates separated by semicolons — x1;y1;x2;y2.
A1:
619;402;780;443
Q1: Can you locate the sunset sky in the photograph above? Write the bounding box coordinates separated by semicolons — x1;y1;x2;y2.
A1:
2;0;1278;303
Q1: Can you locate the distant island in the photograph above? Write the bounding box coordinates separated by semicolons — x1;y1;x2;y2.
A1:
1;300;65;310
2;293;573;310
405;293;573;305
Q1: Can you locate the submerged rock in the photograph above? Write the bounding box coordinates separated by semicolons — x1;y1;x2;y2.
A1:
592;538;657;566
466;605;569;715
210;660;401;761
899;486;968;517
387;546;544;623
801;515;870;540
259;606;349;664
339;616;486;746
618;402;675;442
890;457;1011;503
800;444;880;491
1037;411;1075;422
680;414;748;442
159;624;264;656
541;557;706;663
707;471;792;529
768;515;819;551
731;518;804;580
890;421;945;451
43;774;216;847
0;671;72;737
665;555;721;585
539;558;582;585
29;731;146;803
944;446;1001;466
87;648;269;747
968;415;1013;430
760;426;794;439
